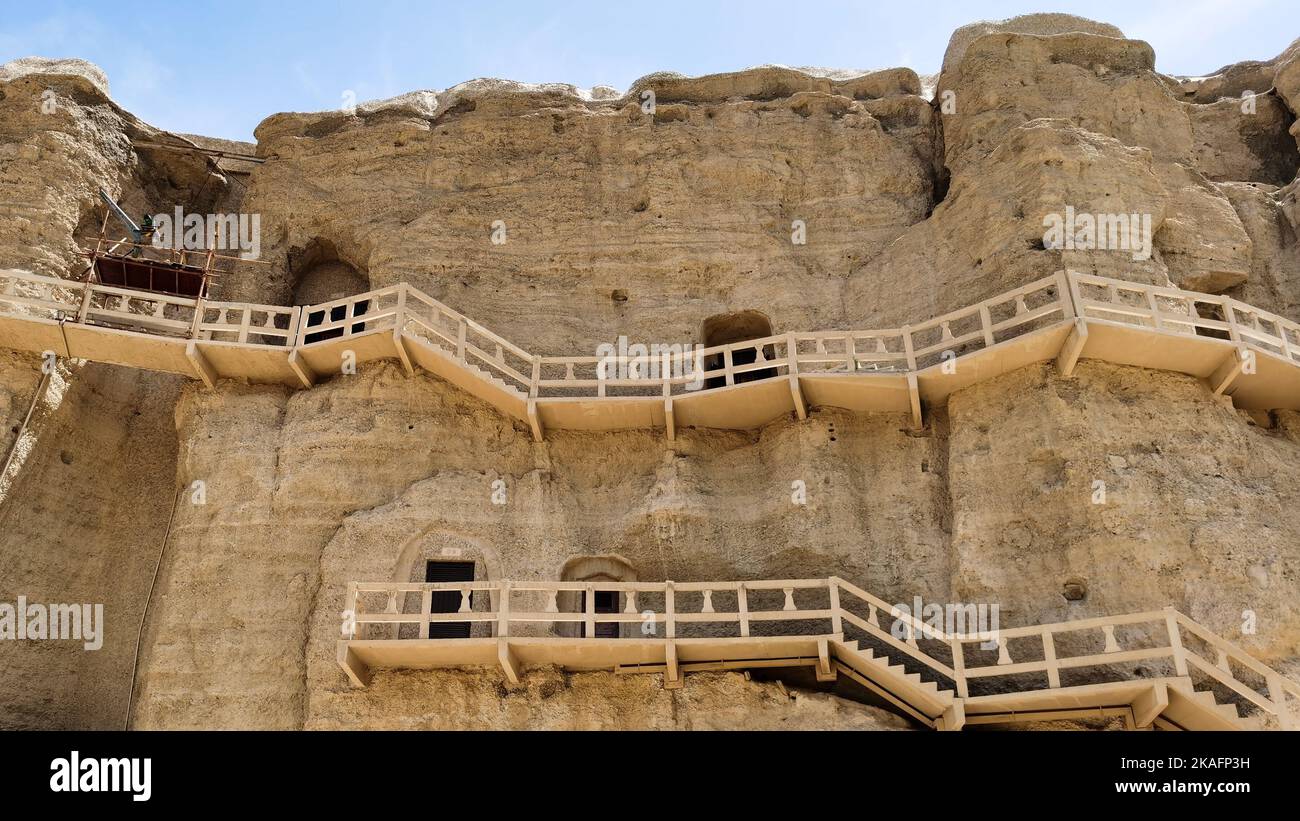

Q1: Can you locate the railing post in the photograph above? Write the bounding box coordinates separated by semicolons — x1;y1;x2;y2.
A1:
827;579;842;636
419;588;432;640
950;638;968;698
1042;629;1060;688
345;582;360;640
530;355;540;399
1056;269;1076;319
902;324;916;371
738;583;750;638
188;298;206;339
724;348;735;386
1164;607;1188;676
1278;321;1294;361
285;306;300;347
394;284;407;333
76;284;94;324
785;333;799;376
845;336;856;372
456;318;467;361
293;302;312;348
1223;298;1242;345
1145;289;1162;331
665;581;676;640
584;583;596;639
978;304;994;347
497;581;510;638
1066;270;1085;322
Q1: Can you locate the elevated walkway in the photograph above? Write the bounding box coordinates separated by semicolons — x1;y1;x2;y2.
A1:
337;576;1300;731
1;269;1298;440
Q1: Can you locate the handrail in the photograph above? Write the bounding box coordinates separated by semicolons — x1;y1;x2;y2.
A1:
4;268;1300;405
340;575;1299;727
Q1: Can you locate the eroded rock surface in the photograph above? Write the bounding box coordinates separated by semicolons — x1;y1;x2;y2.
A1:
2;15;1299;729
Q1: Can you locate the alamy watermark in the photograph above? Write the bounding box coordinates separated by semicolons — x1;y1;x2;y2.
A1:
890;596;1000;649
50;751;150;801
0;597;103;650
596;336;707;391
1043;206;1152;261
148;206;262;260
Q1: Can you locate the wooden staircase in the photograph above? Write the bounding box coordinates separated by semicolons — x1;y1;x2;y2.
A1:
2;269;1300;443
337;577;1300;731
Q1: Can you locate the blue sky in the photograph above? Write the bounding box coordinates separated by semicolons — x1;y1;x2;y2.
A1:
2;0;1297;141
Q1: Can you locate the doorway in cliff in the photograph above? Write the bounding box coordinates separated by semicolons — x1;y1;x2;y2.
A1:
701;310;776;390
289;238;370;344
560;555;638;639
580;589;620;639
425;560;475;639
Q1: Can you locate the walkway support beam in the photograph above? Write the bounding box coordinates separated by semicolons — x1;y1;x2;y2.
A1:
664;642;682;690
1056;318;1089;378
907;373;923;429
287;349;316;388
787;333;806;421
498;640;520;686
1208;346;1251;397
185;341;216;389
526;399;544;443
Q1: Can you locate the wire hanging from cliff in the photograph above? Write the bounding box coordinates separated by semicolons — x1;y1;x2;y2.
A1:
123;482;185;730
0;369;51;504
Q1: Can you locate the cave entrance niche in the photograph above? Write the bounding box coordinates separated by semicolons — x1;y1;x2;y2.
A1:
425;560;475;638
289;238;371;344
390;531;500;641
701;310;777;390
559;555;638;639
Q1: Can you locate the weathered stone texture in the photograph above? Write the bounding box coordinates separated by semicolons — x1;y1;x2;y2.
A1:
3;15;1300;728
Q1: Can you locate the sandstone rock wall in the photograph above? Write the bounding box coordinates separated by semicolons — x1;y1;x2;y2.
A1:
131;363;947;728
238;67;938;355
0;363;181;729
0;62;237;729
3;15;1300;729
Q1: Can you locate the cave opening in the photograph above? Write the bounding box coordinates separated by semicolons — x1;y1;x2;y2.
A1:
289;238;370;344
425;560;475;639
701;310;777;390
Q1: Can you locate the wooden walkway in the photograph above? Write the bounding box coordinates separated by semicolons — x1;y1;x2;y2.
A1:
339;576;1300;731
3;271;1297;728
2;269;1299;440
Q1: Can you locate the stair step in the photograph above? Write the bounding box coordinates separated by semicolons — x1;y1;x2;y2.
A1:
1187;688;1240;721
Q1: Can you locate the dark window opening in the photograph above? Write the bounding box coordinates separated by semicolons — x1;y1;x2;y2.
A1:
289;240;371;344
303;299;369;344
426;560;475;639
580;589;620;638
701;310;777;390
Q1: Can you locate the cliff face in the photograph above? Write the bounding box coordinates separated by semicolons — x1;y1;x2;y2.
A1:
0;59;223;729
239;66;938;353
3;13;1300;729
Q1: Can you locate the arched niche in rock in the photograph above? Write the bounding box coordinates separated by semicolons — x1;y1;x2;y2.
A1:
700;309;777;390
557;554;639;639
289;238;371;343
385;530;501;640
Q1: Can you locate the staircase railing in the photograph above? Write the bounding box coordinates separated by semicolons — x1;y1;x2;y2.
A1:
6;268;1300;406
344;577;840;641
341;575;1299;728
